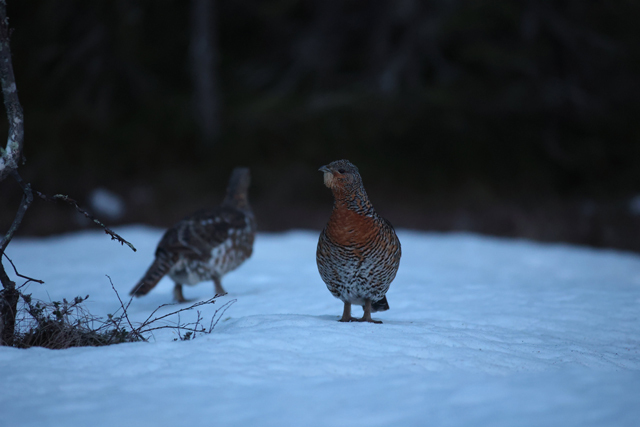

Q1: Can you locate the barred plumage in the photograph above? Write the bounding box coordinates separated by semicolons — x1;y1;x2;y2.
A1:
316;159;401;323
130;167;256;302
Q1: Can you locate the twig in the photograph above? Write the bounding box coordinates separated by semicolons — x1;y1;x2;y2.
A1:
189;310;204;340
105;275;145;342
105;275;233;340
208;299;235;332
36;191;137;252
137;297;220;332
135;297;236;338
2;253;44;286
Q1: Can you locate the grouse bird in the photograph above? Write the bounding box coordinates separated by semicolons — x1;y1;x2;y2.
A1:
130;167;256;302
316;159;401;323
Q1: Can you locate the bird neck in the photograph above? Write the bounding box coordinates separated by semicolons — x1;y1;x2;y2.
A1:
331;186;374;217
223;192;250;211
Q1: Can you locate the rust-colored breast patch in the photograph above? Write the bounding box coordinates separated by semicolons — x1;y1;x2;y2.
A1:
326;206;377;247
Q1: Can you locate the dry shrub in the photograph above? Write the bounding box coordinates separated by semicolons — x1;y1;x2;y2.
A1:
12;279;235;349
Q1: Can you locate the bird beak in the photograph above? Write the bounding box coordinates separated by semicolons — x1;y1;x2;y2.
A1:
318;165;331;173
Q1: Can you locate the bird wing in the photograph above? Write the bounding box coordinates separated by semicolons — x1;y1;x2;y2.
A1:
156;207;250;261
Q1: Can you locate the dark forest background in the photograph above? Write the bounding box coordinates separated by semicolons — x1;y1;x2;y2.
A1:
1;0;639;252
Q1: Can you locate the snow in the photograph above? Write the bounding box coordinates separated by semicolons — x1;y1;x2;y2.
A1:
87;187;126;220
1;226;639;427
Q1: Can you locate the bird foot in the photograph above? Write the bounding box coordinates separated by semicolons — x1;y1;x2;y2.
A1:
338;316;360;322
338;316;382;324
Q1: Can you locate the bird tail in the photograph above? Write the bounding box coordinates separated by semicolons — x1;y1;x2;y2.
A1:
371;296;389;313
130;253;173;297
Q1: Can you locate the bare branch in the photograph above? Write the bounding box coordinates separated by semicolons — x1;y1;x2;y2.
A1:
36;191;137;252
137;297;219;331
105;275;146;342
2;253;44;286
207;299;235;332
106;275;234;341
0;2;137;346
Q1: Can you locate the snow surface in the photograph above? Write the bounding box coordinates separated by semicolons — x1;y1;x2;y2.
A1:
1;226;639;427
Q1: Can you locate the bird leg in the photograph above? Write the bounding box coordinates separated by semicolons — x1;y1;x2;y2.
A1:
173;283;190;303
213;277;227;296
338;302;359;322
357;299;383;324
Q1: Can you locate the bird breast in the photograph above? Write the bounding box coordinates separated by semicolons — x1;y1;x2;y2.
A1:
325;207;377;247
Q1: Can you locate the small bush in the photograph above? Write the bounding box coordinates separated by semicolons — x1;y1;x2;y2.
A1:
15;294;139;349
12;279;235;349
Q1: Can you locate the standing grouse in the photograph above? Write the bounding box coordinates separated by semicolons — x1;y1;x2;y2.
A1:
316;159;401;323
130;167;256;302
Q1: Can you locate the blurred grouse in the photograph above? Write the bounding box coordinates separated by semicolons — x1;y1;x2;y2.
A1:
316;160;401;323
130;167;256;302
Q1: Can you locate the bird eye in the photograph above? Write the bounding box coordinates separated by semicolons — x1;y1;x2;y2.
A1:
338;169;346;174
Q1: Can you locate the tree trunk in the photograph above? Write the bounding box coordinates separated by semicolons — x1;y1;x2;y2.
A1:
190;0;221;145
0;269;18;346
0;0;26;346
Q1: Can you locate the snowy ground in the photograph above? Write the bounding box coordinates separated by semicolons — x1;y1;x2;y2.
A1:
1;226;639;427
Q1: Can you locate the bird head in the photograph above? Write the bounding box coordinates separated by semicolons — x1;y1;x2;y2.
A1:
318;159;362;193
